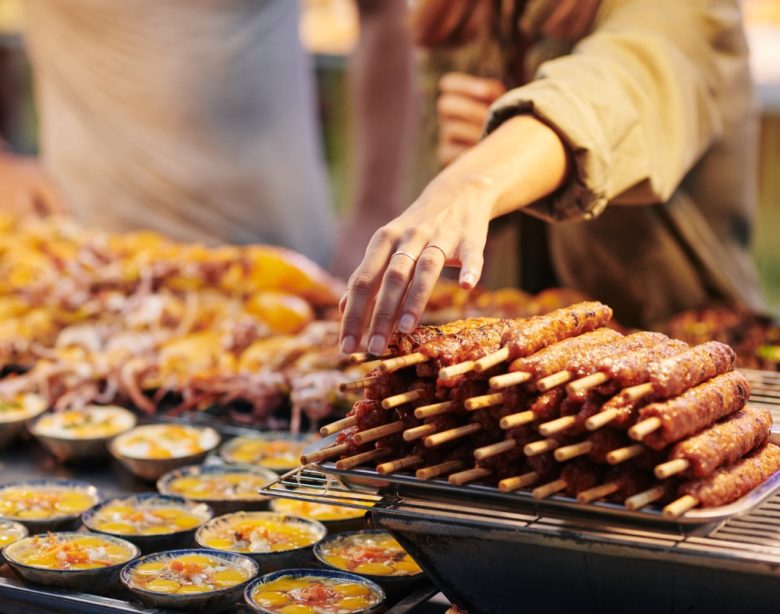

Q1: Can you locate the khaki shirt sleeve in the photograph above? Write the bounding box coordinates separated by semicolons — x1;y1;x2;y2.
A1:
485;0;742;223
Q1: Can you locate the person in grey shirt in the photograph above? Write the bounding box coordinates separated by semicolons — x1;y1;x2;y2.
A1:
1;0;333;266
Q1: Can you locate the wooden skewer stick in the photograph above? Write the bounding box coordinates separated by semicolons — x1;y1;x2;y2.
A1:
625;485;667;511
358;358;385;372
533;479;567;499
403;423;438;442
524;439;559;456
449;467;492;486
500;411;535;430
536;370;573;392
539;415;577;437
416;460;464;480
300;443;349;465
489;371;532;390
628;417;662;441
339;376;381;393
577;482;620;504
414;401;454;419
567;372;609;395
554;441;593;462
606;444;645;465
347;352;371;364
376;454;423;475
319;415;356;436
654;458;690;480
585;409;618;431
499;471;539;492
464;393;505;411
474;439;516;461
474;347;510;373
424;423;481;448
336;447;392;471
352;421;405;446
378;352;428;374
663;494;698;518
620;382;654;403
382;389;422;409
439;360;475;380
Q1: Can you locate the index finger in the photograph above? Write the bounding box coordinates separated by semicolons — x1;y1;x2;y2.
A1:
439;72;506;102
339;226;398;354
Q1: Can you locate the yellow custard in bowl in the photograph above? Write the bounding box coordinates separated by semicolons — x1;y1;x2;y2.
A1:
219;435;311;472
33;405;136;439
0;393;47;448
316;531;422;577
6;532;136;570
270;488;372;525
197;512;323;554
246;571;384;614
0;480;99;532
112;424;219;459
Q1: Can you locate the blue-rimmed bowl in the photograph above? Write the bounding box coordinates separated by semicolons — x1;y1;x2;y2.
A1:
0;520;28;563
157;464;277;516
4;531;139;593
0;393;47;449
29;405;137;463
218;432;314;474
120;548;258;612
82;493;213;554
313;530;427;598
195;511;326;571
0;479;100;533
109;424;221;482
244;568;385;614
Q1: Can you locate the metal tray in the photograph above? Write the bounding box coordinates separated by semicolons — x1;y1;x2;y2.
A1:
288;432;780;526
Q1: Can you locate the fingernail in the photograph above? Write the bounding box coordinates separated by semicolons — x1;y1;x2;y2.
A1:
340;336;356;354
398;313;415;333
367;335;386;356
460;272;477;289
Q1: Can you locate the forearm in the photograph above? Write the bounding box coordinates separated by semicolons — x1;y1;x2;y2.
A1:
349;0;416;217
435;114;569;219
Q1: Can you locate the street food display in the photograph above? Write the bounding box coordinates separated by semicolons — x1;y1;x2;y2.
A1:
87;497;207;536
5;533;137;571
316;301;780;517
31;405;136;440
246;572;385;613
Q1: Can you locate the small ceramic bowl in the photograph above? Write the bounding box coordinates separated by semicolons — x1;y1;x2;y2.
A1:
29;405;137;463
4;532;139;593
0;520;28;563
269;488;371;534
0;479;100;533
109;424;221;481
218;432;314;474
195;511;326;571
0;393;47;450
157;464;277;516
121;548;258;612
244;568;385;614
314;530;426;598
82;493;213;553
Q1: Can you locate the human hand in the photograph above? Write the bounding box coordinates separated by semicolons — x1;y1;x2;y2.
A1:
0;153;68;216
437;72;505;165
339;115;570;356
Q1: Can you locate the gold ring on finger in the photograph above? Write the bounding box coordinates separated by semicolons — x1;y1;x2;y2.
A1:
424;244;448;259
391;250;417;263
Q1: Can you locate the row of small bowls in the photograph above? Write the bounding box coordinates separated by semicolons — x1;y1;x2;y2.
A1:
3;535;386;613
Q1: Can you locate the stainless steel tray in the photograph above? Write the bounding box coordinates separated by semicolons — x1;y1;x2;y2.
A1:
285;432;780;526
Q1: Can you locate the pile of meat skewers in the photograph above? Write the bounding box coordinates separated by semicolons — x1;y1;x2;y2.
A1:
313;302;780;518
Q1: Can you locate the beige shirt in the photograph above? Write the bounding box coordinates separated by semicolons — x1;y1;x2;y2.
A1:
24;0;334;265
486;0;763;326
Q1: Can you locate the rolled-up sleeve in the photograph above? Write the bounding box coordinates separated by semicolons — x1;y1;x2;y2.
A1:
485;0;741;223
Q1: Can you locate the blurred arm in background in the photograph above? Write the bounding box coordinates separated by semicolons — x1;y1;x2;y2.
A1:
330;0;417;278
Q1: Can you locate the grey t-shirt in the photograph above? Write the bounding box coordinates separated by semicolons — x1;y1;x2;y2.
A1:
24;0;334;265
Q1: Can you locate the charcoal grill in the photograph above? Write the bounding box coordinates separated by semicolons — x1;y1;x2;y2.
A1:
262;369;780;614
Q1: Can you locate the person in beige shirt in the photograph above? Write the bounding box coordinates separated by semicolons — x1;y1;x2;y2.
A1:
1;0;334;265
340;0;765;355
